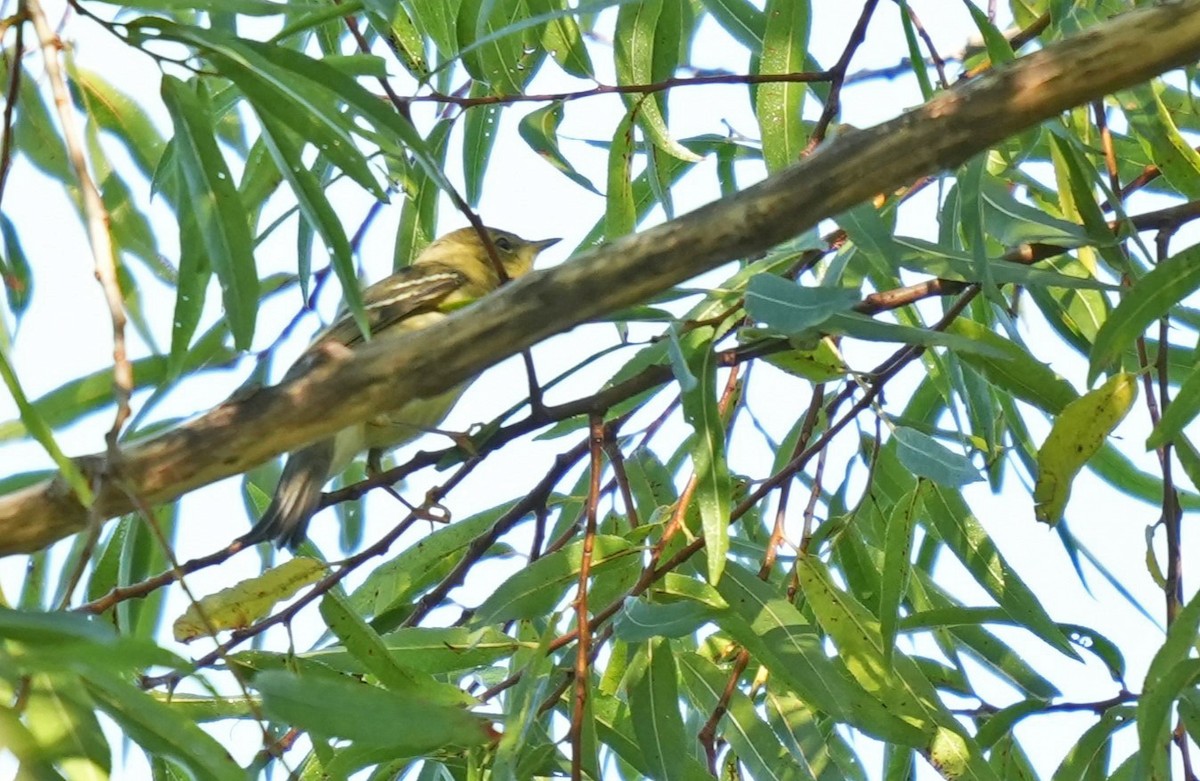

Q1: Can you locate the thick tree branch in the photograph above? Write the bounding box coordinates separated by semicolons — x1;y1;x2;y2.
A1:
2;0;1200;555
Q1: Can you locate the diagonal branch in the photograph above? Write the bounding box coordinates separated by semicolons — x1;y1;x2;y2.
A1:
2;0;1199;556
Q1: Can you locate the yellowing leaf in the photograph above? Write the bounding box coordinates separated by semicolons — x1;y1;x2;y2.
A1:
173;557;326;642
1034;373;1137;526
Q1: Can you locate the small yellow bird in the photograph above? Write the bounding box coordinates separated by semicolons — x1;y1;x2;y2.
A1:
241;227;560;550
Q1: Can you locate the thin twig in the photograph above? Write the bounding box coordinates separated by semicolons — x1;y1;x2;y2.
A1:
27;0;131;456
570;415;604;781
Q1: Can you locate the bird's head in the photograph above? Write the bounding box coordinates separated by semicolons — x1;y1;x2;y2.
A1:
416;227;561;290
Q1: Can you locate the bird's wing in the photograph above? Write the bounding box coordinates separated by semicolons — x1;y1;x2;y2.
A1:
315;262;468;349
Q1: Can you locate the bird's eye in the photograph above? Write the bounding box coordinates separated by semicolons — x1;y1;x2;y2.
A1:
494;236;513;251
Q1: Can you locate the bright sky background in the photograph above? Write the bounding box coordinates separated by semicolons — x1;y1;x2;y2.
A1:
2;1;1195;778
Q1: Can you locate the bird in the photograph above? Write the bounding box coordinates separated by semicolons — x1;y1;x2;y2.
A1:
240;226;560;550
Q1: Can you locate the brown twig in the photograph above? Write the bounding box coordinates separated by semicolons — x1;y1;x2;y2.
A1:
0;14;25;209
570;416;604;781
27;0;131;456
811;0;882;146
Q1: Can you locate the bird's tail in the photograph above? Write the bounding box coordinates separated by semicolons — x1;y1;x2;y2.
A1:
240;440;335;550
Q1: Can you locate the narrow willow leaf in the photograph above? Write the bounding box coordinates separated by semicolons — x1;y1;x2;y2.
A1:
628;640;696;781
678;329;731;583
827;313;1005;358
257;113;364;338
307;626;521;674
411;0;462;60
0;216;32;319
921;484;1079;660
518;102;601;193
256;671;490;751
715;562;927;745
1034;373;1137;526
755;0;810;172
892;428;982;487
699;0;764;50
614;0;702;162
1121;83;1200;199
1137;589;1200;777
946;319;1078;413
963;2;1014;65
471;535;634;625
1054;706;1133;781
614;598;712;641
458;0;534;95
895;0;933;99
796;555;938;737
894;237;1116;291
1089;244;1200;383
979;176;1092;248
319;590;474;706
678;653;813;781
395;120;452;270
84;670;243;781
879;483;925;663
144;24;384;198
349;498;522;619
745;274;859;333
528;0;593;77
372;0;430;78
606;105;637;239
0;339;92;505
1147;360;1200;448
463;84;502;206
161;77;258;349
72;67;166;178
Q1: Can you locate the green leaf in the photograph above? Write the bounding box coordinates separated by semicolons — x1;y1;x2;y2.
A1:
894;236;1117;291
463;84;501;206
678;653;813;781
606;105;638;239
85;670;244;781
0;338;92;506
1121;83;1200;199
472;535;635;625
613;598;712;641
349;498;524;621
615;0;702;162
745;275;859;333
257;112;364;339
256;671;490;752
678;329;731;583
755;0;810;172
1138;589;1200;777
921;484;1079;660
160;77;258;350
528;0;593;77
714;561;927;745
518;102;601;194
1090;244;1200;383
892;428;982;487
411;0;462;60
879;483;925;663
306;626;522;674
0;215;32;318
1054;706;1133;781
319;590;474;705
1147;358;1200;448
627;639;699;781
946;319;1077;413
699;0;764;49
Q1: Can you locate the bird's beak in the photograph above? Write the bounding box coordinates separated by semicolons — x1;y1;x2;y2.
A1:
532;237;562;252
